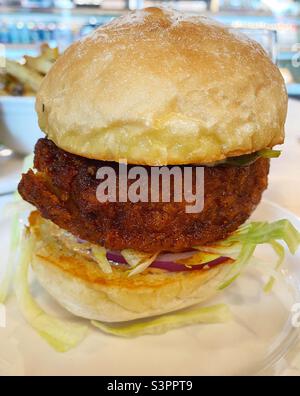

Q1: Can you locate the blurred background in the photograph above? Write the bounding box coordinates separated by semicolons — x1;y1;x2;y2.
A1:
1;0;300;96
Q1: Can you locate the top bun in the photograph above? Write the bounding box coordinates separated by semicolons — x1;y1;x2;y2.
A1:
36;7;287;165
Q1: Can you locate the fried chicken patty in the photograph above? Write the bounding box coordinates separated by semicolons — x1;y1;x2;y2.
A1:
18;139;269;253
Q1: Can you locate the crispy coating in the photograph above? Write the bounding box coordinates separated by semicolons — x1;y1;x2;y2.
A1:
18;139;269;253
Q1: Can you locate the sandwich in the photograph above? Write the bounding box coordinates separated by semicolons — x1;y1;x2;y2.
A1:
17;8;299;343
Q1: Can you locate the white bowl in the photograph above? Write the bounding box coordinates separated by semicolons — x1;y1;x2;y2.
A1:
0;96;43;155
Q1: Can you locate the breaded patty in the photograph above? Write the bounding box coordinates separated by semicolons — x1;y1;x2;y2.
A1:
18;138;269;253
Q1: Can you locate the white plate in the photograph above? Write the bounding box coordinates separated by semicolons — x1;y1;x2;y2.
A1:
0;96;43;155
0;197;300;376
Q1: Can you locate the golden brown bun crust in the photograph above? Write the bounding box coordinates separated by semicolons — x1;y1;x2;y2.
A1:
36;7;287;165
29;212;232;322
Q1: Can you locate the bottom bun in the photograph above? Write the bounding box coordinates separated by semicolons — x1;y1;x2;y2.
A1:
29;212;233;322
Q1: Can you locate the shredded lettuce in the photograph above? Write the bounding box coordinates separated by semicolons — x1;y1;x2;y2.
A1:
122;249;158;276
263;240;285;293
14;234;88;352
0;212;18;302
0;154;34;303
128;254;158;276
91;303;231;337
219;220;300;292
218;243;255;290
92;246;112;274
0;193;24;303
0;154;33;304
122;249;154;267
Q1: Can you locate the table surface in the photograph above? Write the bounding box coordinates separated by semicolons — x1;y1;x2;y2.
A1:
1;98;300;216
264;99;300;217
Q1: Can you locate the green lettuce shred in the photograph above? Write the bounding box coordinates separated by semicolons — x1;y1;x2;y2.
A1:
91;304;231;337
121;249;158;276
263;240;285;293
0;154;34;303
0;195;21;303
14;234;88;352
92;246;112;274
218;220;300;290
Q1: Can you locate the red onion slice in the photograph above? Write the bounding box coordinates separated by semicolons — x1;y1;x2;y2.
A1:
106;250;127;264
106;250;230;272
150;256;230;272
